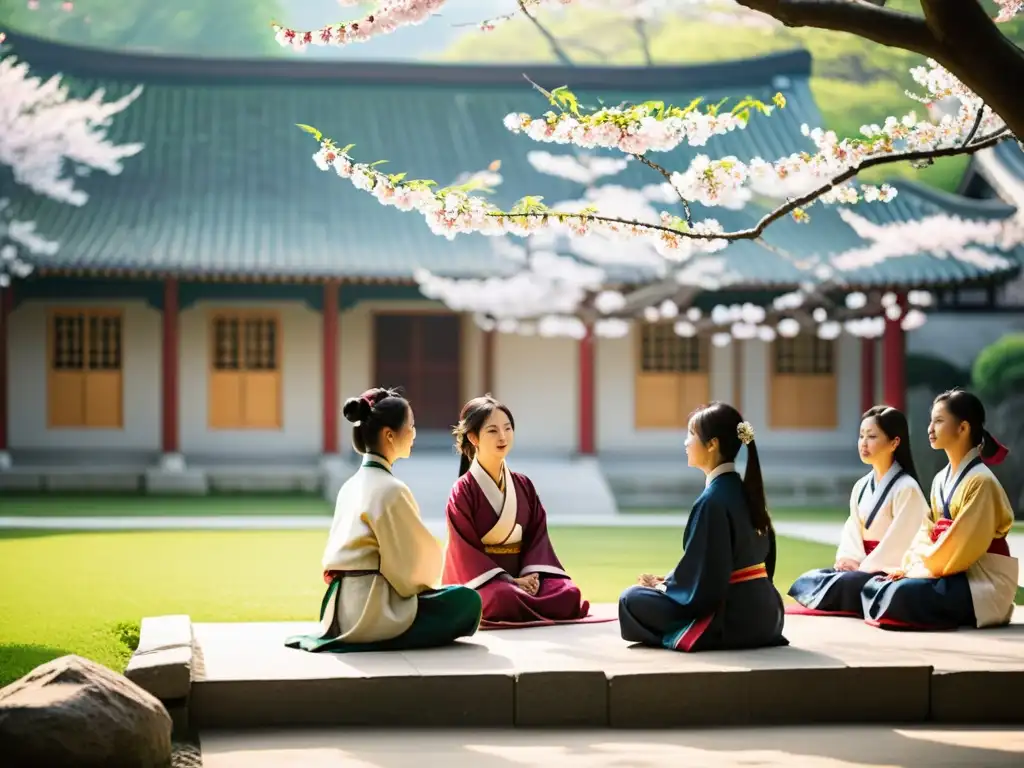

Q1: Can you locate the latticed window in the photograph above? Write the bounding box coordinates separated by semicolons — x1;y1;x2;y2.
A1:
774;336;834;375
639;323;707;373
212;315;278;371
208;312;281;430
48;310;123;428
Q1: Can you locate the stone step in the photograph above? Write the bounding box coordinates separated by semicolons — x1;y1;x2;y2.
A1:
126;606;1024;732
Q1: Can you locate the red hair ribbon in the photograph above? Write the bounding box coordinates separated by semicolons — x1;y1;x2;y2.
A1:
982;431;1010;467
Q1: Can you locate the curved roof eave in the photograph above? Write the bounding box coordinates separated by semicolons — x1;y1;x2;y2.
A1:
1;28;813;90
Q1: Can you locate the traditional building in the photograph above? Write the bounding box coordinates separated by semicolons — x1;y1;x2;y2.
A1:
1;32;1021;513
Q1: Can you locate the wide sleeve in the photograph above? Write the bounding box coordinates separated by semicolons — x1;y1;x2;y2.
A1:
517;474;569;578
441;482;508;589
860;483;929;574
917;476;1006;577
661;494;733;618
836;479;867;563
370;486;444;598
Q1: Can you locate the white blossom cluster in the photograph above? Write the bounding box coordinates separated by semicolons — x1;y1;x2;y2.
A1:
0;43;143;282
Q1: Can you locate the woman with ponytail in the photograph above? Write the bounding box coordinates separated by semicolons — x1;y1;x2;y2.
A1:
442;395;602;628
862;388;1018;631
285;387;481;654
619;402;788;652
787;405;929;618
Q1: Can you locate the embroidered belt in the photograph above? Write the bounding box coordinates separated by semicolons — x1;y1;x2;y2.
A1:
484;543;521;555
323;568;380;584
729;562;768;584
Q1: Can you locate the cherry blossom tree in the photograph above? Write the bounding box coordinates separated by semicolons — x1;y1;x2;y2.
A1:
271;0;1022;341
0;32;144;286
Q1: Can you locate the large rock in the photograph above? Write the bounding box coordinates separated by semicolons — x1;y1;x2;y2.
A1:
0;654;173;768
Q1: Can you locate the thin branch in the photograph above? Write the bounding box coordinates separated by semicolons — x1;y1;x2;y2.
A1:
633;18;653;66
633;153;692;224
517;0;575;67
962;106;986;148
489;131;1011;241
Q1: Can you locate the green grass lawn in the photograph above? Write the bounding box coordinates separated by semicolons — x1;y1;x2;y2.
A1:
1;494;850;523
0;493;332;517
0;526;835;687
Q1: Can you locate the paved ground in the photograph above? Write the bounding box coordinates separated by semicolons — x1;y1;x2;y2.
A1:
200;725;1024;767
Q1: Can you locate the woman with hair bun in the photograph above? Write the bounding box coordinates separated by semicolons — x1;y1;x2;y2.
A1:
285;387;481;653
443;394;601;628
787;405;929;617
618;401;788;652
862;388;1018;631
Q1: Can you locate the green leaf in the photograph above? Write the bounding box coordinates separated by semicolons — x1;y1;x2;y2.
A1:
295;123;322;141
368;159;388;168
340;143;356;154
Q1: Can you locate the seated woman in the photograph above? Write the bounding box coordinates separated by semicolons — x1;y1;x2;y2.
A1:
862;389;1018;631
787;405;929;617
619;402;788;652
286;387;482;653
442;395;600;628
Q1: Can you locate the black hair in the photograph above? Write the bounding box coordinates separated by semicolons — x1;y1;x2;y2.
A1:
861;405;922;490
341;387;409;456
689;401;771;535
933;388;1003;462
452;394;515;476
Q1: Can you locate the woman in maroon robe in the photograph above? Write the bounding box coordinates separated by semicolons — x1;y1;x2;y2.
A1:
442;395;597;628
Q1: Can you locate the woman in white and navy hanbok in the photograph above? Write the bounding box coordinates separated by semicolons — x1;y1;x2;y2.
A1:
788;406;928;617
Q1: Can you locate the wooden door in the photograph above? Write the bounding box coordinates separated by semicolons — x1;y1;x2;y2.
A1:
374;313;461;430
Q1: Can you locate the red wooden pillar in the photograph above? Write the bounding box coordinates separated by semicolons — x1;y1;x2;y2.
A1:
322;281;340;455
882;294;906;412
482;328;495;395
578;326;595;455
160;279;180;455
0;284;12;457
860;338;876;414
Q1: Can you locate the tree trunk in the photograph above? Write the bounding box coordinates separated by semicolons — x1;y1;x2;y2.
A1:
737;0;1024;138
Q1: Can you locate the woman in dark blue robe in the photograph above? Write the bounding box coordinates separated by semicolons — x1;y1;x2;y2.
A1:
618;402;788;652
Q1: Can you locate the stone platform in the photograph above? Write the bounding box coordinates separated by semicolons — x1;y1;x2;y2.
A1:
128;605;1024;732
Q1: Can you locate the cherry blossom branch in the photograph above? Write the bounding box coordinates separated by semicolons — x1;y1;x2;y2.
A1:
495;128;1009;239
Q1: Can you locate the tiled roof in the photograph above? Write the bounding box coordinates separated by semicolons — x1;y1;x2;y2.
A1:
5;31;1021;290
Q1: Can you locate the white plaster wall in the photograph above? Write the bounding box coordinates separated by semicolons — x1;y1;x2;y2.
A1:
178;301;321;457
493;331;578;454
7;299;161;451
594;330;861;453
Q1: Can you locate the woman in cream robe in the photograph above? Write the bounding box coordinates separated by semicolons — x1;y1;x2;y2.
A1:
286;388;482;653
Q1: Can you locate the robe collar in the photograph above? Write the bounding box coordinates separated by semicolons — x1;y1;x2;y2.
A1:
362;452;393;473
705;462;737;488
942;446;980;496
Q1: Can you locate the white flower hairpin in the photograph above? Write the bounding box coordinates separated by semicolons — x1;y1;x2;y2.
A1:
737;421;755;445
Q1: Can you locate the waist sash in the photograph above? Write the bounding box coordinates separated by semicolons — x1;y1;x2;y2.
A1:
323;568;380;584
929;518;1011;557
484;543;521;555
730;562;768;584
